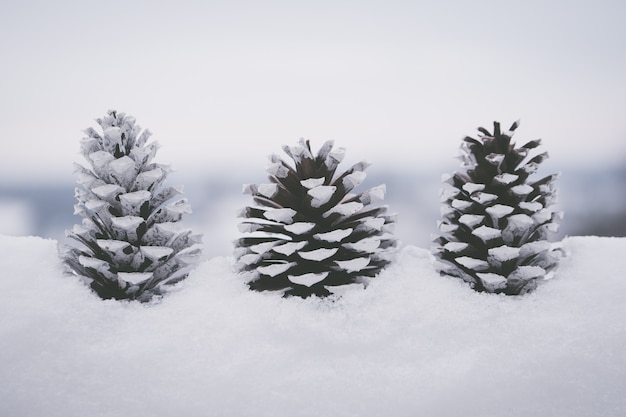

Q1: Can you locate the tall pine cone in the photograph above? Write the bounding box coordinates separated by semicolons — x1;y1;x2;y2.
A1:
234;139;397;298
61;110;202;302
432;121;561;295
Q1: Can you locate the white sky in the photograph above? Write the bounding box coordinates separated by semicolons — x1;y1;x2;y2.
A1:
1;0;626;183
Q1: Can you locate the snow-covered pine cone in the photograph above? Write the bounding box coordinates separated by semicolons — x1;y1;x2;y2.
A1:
432;121;562;295
234;139;397;298
61;110;202;302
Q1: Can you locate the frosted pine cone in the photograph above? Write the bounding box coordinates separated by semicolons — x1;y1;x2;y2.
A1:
433;121;562;295
61;110;202;301
235;139;397;298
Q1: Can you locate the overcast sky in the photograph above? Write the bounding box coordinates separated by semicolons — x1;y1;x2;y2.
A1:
1;0;625;183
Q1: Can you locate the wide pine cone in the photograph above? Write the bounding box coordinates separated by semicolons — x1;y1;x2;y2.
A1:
62;110;202;301
433;121;561;295
235;139;396;298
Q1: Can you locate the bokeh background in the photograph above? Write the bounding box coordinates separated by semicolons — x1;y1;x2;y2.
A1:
1;0;625;257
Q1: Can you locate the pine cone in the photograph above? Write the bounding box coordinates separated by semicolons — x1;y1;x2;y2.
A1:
433;121;562;295
234;139;397;298
61;110;202;302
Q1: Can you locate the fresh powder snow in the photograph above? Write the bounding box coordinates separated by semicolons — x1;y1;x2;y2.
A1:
0;234;625;417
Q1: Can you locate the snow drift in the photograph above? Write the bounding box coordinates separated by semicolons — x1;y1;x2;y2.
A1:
0;234;625;417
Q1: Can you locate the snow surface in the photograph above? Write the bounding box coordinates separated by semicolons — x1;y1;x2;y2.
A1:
1;235;625;417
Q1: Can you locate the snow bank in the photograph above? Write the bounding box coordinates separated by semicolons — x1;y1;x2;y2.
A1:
0;235;625;417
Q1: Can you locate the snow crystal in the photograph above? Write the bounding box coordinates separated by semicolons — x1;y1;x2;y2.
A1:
78;255;108;269
313;228;353;242
263;208;296;224
117;272;152;285
458;214;484;228
258;184;279;198
472;225;502;241
272;241;307;256
237;223;262;233
111;216;144;231
257;262;295;277
488;245;520;262
360;185;386;204
476;272;507;291
324;201;363;218
108;156;136;177
519;241;551;257
519;201;543;213
532;209;553;224
283;222;316;234
243;183;279;198
440;205;455;217
443;241;468;253
96;239;130;253
503;213;534;242
485;204;514;219
462;183;485;193
335;257;370;273
308;185;336;208
140;246;174;262
344;237;380;253
455;256;489;271
287;272;329;287
510;184;534;196
327;148;345;164
119;190;151;211
485;153;505;165
248;241;277;254
342;171;367;190
470;192;498;205
438;222;459;233
88;150;114;170
300;177;325;189
134;168;163;190
237;253;260;266
493;173;518;185
91;184;124;201
360;217;386;231
440;188;459;202
509;265;545;280
298;247;338;261
266;160;289;178
451;199;473;210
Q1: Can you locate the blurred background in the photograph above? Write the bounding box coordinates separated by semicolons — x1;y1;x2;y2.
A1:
1;0;625;257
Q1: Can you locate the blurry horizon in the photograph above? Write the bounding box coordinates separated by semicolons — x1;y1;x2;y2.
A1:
2;0;626;184
1;0;625;253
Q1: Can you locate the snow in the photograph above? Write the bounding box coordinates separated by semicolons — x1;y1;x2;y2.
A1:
257;262;295;277
272;241;307;256
458;214;484;228
323;201;364;218
334;257;371;273
1;235;626;417
262;207;296;224
298;247;338;261
485;204;515;219
307;185;336;208
288;272;329;287
283;222;316;234
300;177;325;189
472;225;502;241
462;183;485;193
493;173;519;185
470;191;498;204
313;228;353;242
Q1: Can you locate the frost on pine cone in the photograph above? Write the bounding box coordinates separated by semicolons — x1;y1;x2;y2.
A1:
234;139;397;298
432;121;562;295
61;110;202;302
